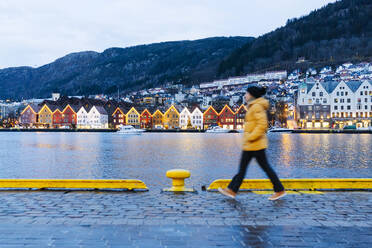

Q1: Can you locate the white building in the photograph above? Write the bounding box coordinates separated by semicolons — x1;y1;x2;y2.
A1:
297;80;372;128
190;107;203;130
179;107;191;129
87;106;108;129
76;106;89;128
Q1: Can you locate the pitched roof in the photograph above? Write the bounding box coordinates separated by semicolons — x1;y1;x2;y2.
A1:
320;81;339;94
190;106;202;114
306;83;315;93
24;104;41;114
94;106;108;115
345;80;363;92
153;108;164;115
204;105;218;115
44;103;60;112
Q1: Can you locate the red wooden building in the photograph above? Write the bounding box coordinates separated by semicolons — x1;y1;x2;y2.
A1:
61;105;78;127
52;108;63;128
203;106;219;129
218;105;235;130
140;109;152;129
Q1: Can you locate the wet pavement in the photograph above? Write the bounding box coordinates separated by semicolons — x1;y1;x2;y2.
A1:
0;224;370;248
1;132;371;246
0;190;371;247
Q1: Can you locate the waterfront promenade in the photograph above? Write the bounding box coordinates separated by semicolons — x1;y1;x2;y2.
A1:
0;190;371;247
0;132;371;247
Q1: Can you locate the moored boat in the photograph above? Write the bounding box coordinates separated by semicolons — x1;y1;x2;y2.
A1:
268;127;293;133
205;126;230;133
117;125;146;134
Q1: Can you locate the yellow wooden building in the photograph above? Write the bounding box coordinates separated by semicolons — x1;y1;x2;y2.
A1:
126;107;140;128
38;104;54;127
152;109;164;129
163;105;180;129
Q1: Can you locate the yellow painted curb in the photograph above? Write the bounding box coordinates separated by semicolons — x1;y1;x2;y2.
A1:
298;191;324;194
0;179;148;190
252;190;300;195
207;178;372;191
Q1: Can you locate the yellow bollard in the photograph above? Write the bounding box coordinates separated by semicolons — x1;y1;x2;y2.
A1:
163;169;194;192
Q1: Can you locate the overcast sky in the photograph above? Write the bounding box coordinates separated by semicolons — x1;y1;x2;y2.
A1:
0;0;337;69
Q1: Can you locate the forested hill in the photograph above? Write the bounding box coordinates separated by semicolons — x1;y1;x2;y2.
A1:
218;0;372;77
0;37;252;100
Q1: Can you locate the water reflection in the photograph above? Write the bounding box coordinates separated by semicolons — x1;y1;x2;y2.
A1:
0;132;371;189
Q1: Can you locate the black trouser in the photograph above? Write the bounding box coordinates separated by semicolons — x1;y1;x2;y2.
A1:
228;149;284;193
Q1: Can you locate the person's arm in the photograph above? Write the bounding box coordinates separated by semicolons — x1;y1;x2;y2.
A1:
246;105;267;141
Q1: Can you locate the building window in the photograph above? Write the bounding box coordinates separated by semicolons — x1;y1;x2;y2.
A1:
334;106;338;110
345;92;348;96
312;92;316;97
320;92;323;97
334;99;338;103
336;92;339;96
347;98;351;103
347;106;351;110
360;91;363;96
341;106;344;110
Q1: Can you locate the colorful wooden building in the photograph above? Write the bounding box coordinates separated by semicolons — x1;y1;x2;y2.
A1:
126;107;141;128
163;105;180;129
19;104;40;127
38;104;57;127
61;104;78;127
152;109;164;129
203;106;219;129
52;108;63;128
218;105;235;130
235;104;247;130
112;107;127;129
140;109;152;129
190;106;203;130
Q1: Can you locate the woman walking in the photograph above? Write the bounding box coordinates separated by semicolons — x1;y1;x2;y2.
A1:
218;86;286;201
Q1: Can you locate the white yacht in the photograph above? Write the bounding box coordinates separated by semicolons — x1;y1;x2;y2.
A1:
268;127;292;133
205;126;230;133
117;125;146;134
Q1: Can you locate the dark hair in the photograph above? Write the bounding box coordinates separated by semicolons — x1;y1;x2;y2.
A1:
247;86;266;98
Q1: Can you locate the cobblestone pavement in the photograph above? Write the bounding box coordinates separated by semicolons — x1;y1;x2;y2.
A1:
0;190;371;247
0;224;370;248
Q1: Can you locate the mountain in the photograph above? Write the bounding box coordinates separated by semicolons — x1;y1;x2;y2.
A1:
218;0;372;77
0;37;252;100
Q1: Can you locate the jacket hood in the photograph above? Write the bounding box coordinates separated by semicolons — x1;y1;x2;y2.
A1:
248;97;269;110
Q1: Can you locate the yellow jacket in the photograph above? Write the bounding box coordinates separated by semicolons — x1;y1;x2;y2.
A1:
242;97;269;151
